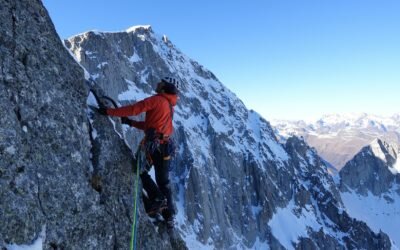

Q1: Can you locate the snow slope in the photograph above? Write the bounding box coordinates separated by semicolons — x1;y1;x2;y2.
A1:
341;190;400;248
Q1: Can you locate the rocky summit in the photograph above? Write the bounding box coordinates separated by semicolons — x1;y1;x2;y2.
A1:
339;139;400;246
0;0;395;249
340;138;400;196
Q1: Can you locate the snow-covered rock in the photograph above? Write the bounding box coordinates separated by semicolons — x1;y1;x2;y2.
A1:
339;139;400;246
339;139;399;195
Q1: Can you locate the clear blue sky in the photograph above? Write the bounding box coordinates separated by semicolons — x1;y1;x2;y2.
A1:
43;0;400;121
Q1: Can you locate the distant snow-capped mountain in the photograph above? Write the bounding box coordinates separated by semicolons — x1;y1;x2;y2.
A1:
272;113;400;170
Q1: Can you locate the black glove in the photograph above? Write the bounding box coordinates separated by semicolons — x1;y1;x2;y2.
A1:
121;117;132;125
97;107;108;116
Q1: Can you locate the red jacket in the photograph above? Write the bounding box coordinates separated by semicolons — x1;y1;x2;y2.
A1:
107;93;178;135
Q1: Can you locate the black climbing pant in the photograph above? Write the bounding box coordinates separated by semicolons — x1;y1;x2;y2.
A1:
140;143;175;220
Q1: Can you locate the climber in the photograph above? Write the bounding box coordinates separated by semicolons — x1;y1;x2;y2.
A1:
99;77;179;229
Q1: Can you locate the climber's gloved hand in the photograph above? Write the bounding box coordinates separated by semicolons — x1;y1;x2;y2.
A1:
121;117;132;125
97;107;108;116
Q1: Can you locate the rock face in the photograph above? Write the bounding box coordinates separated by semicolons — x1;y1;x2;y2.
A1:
339;139;400;245
272;113;400;170
0;1;182;249
340;139;400;196
66;26;391;249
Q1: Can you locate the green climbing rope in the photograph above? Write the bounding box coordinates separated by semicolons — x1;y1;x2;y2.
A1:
130;148;141;250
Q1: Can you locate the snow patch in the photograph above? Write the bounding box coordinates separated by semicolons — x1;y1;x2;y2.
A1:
7;226;46;250
128;53;142;63
341;190;400;247
118;79;148;101
306;150;316;165
85;50;97;59
370;139;387;163
91;127;98;139
251;237;270;250
389;159;400;175
148;167;156;183
268;200;320;250
137;35;146;41
5;145;16;155
87;92;99;107
265;138;289;162
90;73;100;80
175;184;186;226
96;62;108;69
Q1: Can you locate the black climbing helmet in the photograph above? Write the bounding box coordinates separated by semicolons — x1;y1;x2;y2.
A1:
156;77;179;94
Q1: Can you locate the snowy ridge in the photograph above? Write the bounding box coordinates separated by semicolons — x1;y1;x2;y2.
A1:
67;25;153;40
126;25;152;33
273;113;400;139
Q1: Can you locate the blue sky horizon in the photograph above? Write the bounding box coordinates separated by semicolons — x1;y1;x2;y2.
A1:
43;0;400;121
